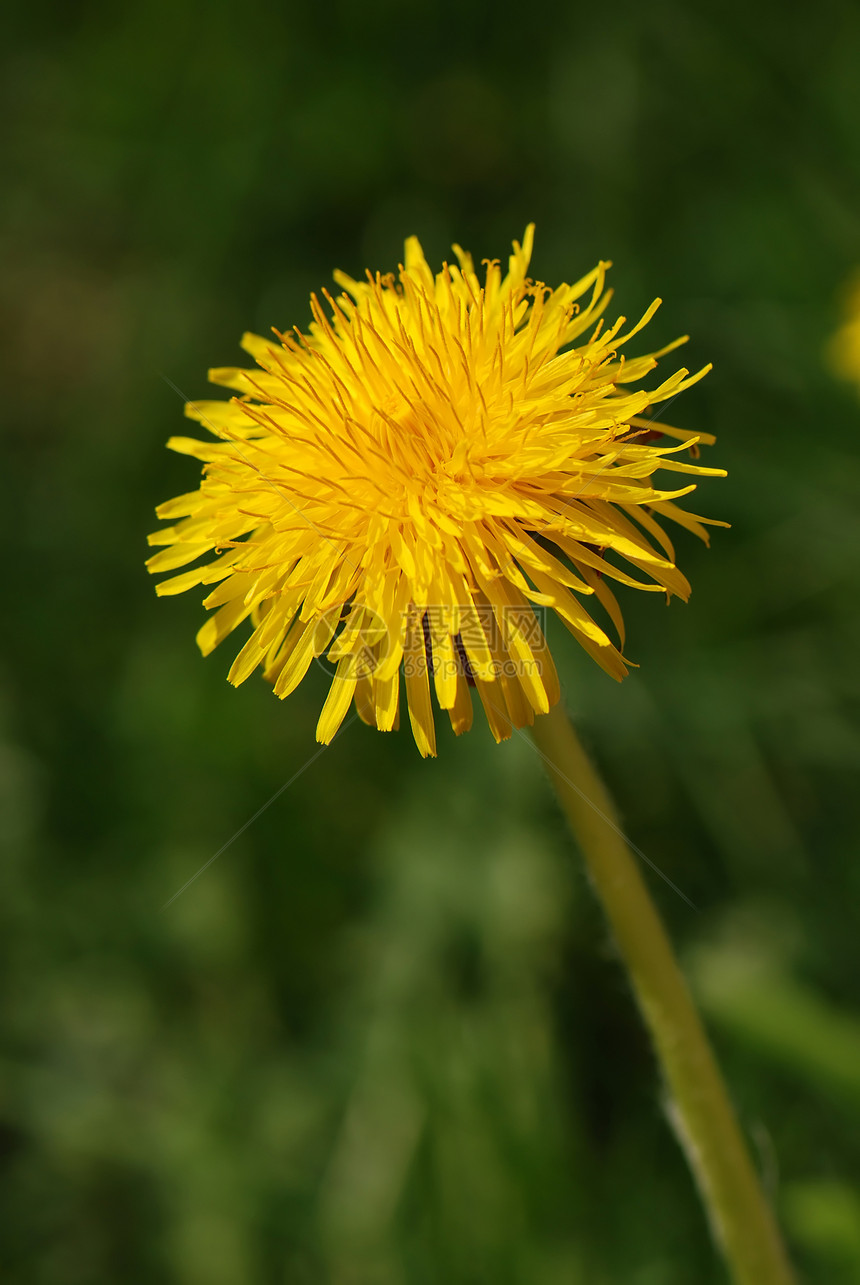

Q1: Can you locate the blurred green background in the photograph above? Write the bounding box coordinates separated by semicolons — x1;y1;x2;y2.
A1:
3;1;860;1281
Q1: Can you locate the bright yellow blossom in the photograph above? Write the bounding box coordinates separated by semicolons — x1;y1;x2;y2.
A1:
148;227;724;756
830;275;860;390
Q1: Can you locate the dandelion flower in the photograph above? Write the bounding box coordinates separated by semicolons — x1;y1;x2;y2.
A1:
148;226;724;756
829;274;860;390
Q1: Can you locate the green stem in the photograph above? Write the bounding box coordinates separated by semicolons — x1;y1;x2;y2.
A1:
531;701;796;1285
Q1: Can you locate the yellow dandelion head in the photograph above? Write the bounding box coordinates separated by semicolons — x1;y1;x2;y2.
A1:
829;273;860;390
148;226;725;757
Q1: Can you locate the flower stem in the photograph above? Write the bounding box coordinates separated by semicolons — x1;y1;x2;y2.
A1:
530;701;796;1285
